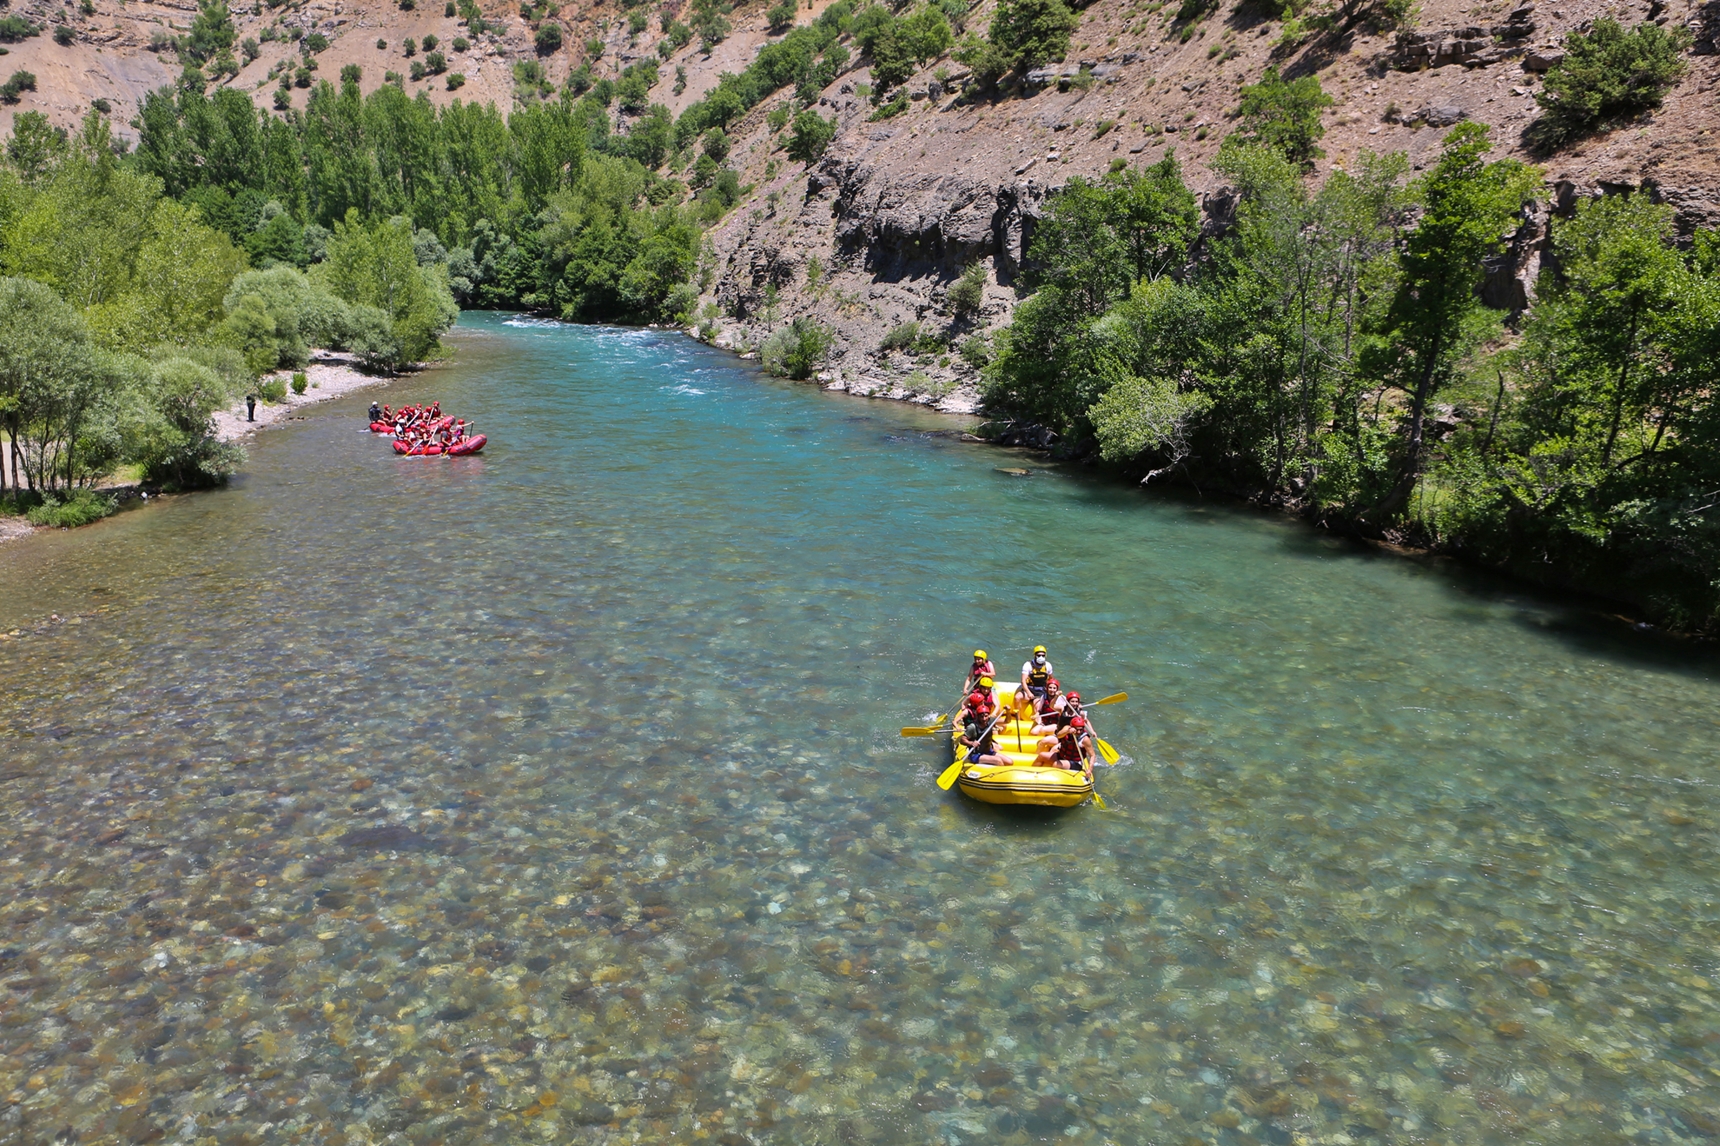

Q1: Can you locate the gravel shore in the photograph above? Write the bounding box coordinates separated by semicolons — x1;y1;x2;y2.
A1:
212;351;399;443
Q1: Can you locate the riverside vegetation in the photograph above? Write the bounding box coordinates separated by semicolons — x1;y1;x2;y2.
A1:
976;24;1720;634
0;0;942;515
3;0;1714;635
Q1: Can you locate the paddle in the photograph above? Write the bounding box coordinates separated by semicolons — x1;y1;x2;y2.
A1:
901;672;991;737
937;708;1006;790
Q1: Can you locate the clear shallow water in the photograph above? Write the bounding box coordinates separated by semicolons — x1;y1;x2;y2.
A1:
1;312;1718;1146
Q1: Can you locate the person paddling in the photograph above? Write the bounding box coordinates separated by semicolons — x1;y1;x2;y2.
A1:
964;649;996;693
369;401;382;424
1035;677;1068;721
959;707;1007;767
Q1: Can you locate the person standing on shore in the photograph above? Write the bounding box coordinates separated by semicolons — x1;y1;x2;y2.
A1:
246;394;256;422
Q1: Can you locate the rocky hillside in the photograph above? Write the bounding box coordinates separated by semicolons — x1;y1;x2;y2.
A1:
2;0;1714;406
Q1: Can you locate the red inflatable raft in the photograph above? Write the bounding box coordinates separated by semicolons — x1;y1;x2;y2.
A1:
448;434;486;456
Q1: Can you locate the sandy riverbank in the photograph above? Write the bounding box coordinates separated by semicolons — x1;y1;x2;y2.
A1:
212;351;403;443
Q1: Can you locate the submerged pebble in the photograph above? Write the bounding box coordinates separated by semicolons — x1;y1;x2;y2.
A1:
1;316;1717;1145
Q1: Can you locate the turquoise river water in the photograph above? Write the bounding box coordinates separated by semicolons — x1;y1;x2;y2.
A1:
1;312;1718;1146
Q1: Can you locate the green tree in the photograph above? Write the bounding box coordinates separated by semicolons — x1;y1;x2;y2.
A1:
1511;194;1690;466
0;276;100;493
1198;145;1406;501
5;111;67;183
761;316;834;378
786;110;836;163
1365;123;1537;521
947;261;986;317
1230;67;1334;169
185;0;237;64
87;197;248;351
313;209;457;366
134;354;243;489
1532;18;1691;150
988;0;1077;72
1025;153;1199;315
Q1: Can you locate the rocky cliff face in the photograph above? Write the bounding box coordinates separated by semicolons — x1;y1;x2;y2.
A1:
681;0;1720;410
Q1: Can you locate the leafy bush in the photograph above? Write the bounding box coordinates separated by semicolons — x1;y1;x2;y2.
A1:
138;356;246;490
1531;18;1691;150
403;36;416;55
53;25;75;46
447;71;465;89
629;9;649;33
948;261;986;316
786;110;836;162
290;371;308;394
869;90;908;119
422;33;439;50
988;0;1076;72
958;332;991;369
26;490;116;528
0;70;36;104
425;50;447;73
452;35;469;50
880;320;920;352
536;22;563;52
409;60;427;81
1228;66;1334;168
767;105;790;131
303;31;329;52
340;63;361;83
767;0;797;31
0;15;41;42
761;316;835;379
256;376;288;402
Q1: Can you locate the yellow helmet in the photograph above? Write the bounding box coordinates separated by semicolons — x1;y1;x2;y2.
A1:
978;676;995;689
973;649;988;660
1033;644;1047;655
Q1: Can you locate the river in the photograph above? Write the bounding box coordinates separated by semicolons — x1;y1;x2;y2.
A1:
1;312;1717;1145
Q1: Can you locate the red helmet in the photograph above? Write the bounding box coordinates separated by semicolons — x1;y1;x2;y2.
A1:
1071;716;1087;729
970;690;990;706
1046;677;1060;690
1066;691;1081;703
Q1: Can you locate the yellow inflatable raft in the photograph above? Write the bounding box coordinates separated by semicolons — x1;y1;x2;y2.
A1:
951;683;1093;808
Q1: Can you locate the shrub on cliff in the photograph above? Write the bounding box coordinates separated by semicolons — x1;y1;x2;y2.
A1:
786;110;836;163
1530;19;1690;151
762;317;834;379
0;15;41;42
988;0;1077;73
948;262;987;317
1228;67;1334;169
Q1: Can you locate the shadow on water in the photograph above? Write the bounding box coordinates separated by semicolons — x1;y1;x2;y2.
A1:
1034;451;1720;675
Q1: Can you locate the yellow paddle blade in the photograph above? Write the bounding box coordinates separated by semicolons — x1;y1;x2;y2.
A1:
936;760;964;790
1091;692;1128;706
1095;736;1121;765
900;725;948;737
1091;787;1106;810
